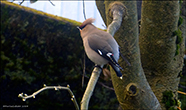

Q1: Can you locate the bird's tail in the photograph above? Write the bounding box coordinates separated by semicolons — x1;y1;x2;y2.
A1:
109;63;123;79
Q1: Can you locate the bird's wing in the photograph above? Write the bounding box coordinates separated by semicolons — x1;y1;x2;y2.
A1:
87;34;112;55
87;35;123;70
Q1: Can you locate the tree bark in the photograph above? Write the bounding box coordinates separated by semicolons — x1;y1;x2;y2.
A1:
96;1;161;109
139;1;184;109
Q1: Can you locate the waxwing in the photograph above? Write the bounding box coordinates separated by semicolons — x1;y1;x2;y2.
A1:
77;18;123;79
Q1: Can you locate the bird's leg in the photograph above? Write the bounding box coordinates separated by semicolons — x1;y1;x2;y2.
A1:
94;64;103;70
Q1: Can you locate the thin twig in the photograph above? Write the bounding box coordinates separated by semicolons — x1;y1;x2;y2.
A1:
19;0;55;6
97;81;114;91
83;0;86;20
82;0;87;87
48;0;55;6
82;52;86;88
18;84;79;110
178;91;186;95
19;0;24;5
120;53;131;66
179;84;186;89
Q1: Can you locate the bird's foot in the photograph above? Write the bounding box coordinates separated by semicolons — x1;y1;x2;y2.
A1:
94;64;103;70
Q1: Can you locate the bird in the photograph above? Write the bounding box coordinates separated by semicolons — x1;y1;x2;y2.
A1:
77;18;124;79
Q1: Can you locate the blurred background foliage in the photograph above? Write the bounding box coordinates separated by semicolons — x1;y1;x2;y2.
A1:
0;2;119;110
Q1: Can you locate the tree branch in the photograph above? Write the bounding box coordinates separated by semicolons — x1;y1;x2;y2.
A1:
107;2;127;36
80;67;102;110
18;84;79;110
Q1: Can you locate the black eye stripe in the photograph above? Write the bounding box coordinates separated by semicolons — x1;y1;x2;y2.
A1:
79;24;87;30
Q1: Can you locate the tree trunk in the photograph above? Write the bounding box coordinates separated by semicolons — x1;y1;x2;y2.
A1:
96;1;161;109
139;1;184;109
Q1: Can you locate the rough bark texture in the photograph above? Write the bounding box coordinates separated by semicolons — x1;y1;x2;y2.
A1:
180;1;186;45
139;1;184;110
97;1;161;110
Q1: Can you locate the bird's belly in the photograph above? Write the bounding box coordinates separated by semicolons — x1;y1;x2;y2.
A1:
86;50;108;66
83;39;108;66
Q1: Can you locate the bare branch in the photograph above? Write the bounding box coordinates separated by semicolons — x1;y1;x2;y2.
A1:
83;73;114;91
81;67;102;110
107;2;127;36
18;84;79;110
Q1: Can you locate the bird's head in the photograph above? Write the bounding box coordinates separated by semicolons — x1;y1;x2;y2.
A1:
77;18;95;32
77;18;96;38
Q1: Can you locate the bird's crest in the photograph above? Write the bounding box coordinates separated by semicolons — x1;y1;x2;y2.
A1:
79;18;95;29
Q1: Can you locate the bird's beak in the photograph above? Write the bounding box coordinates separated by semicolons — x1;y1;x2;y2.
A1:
77;27;81;31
